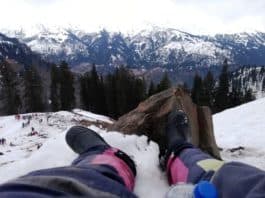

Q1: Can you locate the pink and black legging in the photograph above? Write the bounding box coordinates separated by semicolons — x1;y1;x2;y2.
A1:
1;144;265;197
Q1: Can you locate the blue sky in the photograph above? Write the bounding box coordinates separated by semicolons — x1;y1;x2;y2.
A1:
1;0;265;34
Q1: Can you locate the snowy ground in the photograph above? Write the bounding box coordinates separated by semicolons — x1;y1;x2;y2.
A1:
214;98;265;170
0;98;265;197
0;110;168;197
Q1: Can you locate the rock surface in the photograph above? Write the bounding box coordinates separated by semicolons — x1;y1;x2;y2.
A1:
109;88;221;159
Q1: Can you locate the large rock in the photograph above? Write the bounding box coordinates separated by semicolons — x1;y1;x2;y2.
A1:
109;87;221;159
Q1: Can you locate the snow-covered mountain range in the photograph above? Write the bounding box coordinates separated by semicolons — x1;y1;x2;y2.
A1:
3;26;265;71
0;98;265;197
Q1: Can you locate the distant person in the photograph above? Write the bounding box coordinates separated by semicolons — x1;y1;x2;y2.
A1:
37;143;42;150
46;114;51;124
9;142;15;147
28;128;38;136
0;138;6;145
0;111;265;197
15;114;20;121
27;118;31;125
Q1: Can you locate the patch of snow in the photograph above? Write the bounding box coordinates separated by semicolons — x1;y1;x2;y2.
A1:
214;97;265;169
72;109;114;124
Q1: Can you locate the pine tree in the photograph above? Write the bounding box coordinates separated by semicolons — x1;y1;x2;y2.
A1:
80;72;91;110
148;81;156;97
262;78;265;92
97;75;107;115
104;66;147;118
229;80;244;107
191;73;203;105
260;67;265;75
244;88;255;103
90;65;107;114
23;65;44;112
156;73;171;93
105;73;117;118
250;69;257;82
59;61;75;110
214;59;230;112
115;67;130;116
131;78;146;109
50;64;60;111
203;71;215;108
0;61;21;115
90;65;100;112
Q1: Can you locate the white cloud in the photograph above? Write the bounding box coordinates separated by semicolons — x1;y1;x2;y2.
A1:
0;0;265;34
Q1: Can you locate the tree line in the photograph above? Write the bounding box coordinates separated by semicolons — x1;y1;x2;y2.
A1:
0;62;45;115
0;61;171;118
191;59;255;113
79;65;172;118
0;59;256;117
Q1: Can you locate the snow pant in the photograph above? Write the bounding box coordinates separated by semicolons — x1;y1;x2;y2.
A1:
167;147;265;197
0;145;137;198
1;145;265;198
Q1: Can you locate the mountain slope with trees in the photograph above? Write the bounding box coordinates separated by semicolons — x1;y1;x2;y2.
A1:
3;27;265;71
191;60;256;113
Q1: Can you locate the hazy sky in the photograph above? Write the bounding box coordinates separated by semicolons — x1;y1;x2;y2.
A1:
1;0;265;34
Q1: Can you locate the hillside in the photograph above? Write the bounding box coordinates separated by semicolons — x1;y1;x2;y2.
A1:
230;66;265;98
0;33;44;67
0;99;265;197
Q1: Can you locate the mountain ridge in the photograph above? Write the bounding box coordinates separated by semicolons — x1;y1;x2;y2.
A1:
3;26;265;71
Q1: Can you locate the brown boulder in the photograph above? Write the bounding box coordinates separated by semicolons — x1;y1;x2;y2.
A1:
109;87;221;159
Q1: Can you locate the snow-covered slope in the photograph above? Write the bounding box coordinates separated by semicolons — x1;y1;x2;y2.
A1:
0;98;265;197
214;97;265;169
0;110;168;197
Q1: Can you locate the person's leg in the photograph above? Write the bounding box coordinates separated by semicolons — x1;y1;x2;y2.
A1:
167;146;265;198
71;144;136;192
167;147;224;185
165;110;265;198
0;126;137;198
164;110;222;185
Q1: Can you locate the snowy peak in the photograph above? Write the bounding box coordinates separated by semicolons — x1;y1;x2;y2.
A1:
0;33;41;65
3;26;265;69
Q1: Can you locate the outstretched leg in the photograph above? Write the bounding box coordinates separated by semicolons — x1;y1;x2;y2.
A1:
0;126;137;198
165;110;265;198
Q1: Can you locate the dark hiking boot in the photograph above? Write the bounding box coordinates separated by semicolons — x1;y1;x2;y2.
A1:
66;126;109;154
160;110;193;170
165;110;193;156
66;126;137;176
